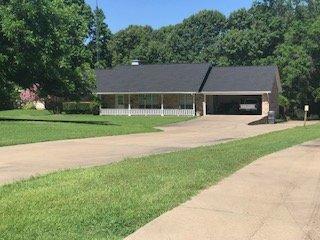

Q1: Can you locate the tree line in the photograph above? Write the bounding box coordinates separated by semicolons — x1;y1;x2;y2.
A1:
1;0;320;116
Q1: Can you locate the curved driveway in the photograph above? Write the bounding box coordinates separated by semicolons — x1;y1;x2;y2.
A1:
126;139;320;240
0;116;306;185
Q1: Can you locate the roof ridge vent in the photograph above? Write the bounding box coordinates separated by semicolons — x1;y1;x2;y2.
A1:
131;59;141;66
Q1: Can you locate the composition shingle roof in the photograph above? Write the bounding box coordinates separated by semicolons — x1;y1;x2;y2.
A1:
96;63;211;93
96;64;280;93
202;66;278;92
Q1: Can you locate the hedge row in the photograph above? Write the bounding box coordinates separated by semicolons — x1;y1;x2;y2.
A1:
62;102;99;114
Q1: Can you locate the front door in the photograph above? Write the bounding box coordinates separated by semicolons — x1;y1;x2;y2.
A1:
115;95;125;109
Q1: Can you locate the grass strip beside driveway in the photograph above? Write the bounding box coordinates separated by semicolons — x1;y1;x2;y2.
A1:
0;124;320;240
0;110;191;147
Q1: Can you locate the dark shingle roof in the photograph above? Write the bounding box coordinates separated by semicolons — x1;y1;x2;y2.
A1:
96;63;211;93
96;65;280;94
202;66;278;92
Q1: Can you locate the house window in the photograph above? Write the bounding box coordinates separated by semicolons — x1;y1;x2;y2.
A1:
145;94;153;109
115;95;125;108
179;94;193;109
138;94;160;109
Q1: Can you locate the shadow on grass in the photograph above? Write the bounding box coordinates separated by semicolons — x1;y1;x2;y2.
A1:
0;117;119;126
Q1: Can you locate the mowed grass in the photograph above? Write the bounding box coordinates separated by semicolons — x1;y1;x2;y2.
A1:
0;110;191;147
0;123;320;240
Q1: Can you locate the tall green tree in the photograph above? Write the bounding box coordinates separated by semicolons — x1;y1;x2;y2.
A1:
0;0;95;100
109;25;153;65
275;44;313;109
202;6;286;66
0;3;18;109
88;8;112;69
275;15;320;111
228;8;252;30
166;10;226;63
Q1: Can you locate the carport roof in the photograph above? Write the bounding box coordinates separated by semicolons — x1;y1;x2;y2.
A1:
202;66;280;93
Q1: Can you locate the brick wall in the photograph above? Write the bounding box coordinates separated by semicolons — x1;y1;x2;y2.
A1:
262;94;269;116
262;82;279;116
130;95;139;108
163;94;180;109
195;94;204;116
269;82;279;114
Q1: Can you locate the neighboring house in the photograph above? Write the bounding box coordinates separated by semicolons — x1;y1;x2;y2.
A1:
96;61;281;116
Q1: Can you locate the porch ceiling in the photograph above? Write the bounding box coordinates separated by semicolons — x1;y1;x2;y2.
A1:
201;91;270;95
97;92;196;95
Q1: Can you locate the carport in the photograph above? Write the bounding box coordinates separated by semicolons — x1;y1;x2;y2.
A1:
205;93;262;115
201;66;282;116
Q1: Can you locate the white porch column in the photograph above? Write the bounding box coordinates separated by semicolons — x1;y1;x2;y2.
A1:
262;93;270;116
128;94;131;116
161;94;164;116
98;94;102;115
192;94;196;116
203;94;207;116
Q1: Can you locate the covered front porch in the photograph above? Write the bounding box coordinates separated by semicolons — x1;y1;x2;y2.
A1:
99;93;196;116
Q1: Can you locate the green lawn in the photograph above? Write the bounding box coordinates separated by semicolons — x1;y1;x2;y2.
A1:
0;123;320;240
0;110;191;147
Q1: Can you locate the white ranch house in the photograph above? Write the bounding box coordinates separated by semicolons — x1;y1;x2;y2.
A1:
96;62;281;117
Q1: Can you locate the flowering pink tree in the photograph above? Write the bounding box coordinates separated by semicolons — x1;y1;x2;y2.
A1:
20;84;40;104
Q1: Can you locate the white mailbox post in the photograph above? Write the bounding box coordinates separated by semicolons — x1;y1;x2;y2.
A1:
304;105;309;126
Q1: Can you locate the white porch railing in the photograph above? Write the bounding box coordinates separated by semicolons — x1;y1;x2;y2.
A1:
163;109;195;116
100;108;129;115
100;108;195;116
131;109;162;116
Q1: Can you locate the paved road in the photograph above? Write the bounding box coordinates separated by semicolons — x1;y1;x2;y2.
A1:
0;116;307;185
126;139;320;240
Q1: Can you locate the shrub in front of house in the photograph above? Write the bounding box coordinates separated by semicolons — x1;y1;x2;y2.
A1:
20;84;44;110
62;102;99;115
45;97;64;114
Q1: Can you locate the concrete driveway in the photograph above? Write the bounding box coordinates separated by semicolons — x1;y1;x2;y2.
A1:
0;116;306;185
126;139;320;240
